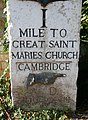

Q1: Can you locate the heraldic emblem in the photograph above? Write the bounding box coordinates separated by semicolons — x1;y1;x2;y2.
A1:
20;0;67;7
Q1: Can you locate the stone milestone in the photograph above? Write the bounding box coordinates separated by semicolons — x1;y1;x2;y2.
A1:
8;0;82;111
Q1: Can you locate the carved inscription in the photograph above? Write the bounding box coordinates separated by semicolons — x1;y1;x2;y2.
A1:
11;8;79;85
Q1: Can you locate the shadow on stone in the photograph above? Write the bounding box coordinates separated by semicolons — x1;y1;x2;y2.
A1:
77;40;88;112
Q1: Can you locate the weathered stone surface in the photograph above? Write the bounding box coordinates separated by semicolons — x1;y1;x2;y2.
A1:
8;0;82;111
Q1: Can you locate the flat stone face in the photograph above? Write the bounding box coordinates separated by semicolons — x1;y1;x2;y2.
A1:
8;0;82;111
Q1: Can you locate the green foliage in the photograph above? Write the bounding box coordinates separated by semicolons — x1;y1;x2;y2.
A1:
4;0;7;8
80;0;88;57
81;0;88;41
3;0;9;52
3;28;9;52
0;67;12;119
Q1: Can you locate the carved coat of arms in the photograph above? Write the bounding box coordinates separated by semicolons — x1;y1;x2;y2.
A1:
21;0;67;7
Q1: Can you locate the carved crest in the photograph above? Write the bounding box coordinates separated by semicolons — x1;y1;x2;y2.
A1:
20;0;67;7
